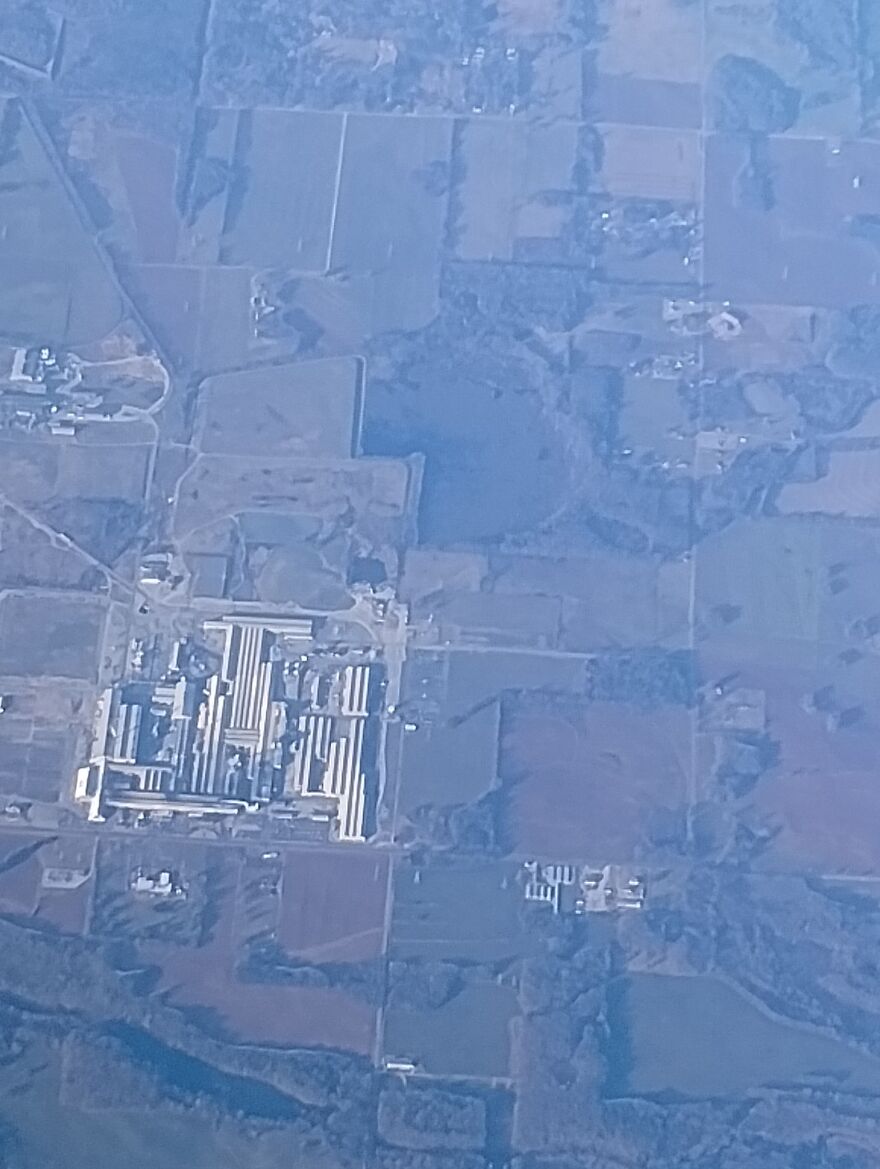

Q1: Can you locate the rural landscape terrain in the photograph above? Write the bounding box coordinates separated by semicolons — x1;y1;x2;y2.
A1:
1;0;880;1166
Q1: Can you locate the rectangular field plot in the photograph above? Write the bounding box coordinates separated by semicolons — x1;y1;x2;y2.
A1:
134;846;380;1053
384;978;517;1079
499;701;690;861
278;849;389;963
220;109;344;271
390;859;526;964
0;594;104;680
451;119;578;263
196;357;361;458
329;113;452;332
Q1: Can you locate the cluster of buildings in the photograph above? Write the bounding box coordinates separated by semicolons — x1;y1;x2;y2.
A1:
0;344;103;434
74;615;381;842
522;860;646;914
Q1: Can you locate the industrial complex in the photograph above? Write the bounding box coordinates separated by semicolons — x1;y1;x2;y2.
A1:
74;614;384;842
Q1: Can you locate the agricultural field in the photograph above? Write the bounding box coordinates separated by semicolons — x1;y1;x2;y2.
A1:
499;700;691;860
132;845;380;1053
0;98;123;347
395;648;585;817
390;859;527;964
384;978;518;1079
278;849;389;963
195;358;362;459
450;118;579;263
220;109;345;272
0;593;105;680
328;114;453;333
599;125;702;203
704;136;880;309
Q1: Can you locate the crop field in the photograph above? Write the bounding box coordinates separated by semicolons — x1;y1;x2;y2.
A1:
329;113;452;332
196;357;361;459
172;452;414;550
384;978;517;1079
278;849;389;963
178;107;240;265
390;859;526;964
596;0;703;84
221;109;345;271
125;264;203;369
0;99;123;347
114;133;180;264
491;551;691;650
0;594;105;680
396;648;586;815
0;832;44;914
451;119;578;263
499;700;691;860
193;266;253;372
0;507;96;592
590;74;701;129
777;448;880;519
694;518;824;667
704;136;880;309
599;125;702;202
138;846;378;1052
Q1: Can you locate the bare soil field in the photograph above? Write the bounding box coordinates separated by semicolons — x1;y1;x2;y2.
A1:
0;594;105;680
704;136;880;309
278;849;389;963
329;113;452;333
220;109;344;272
196;358;361;459
125;263;203;369
500;701;690;860
141;851;378;1052
596;0;703;84
590;75;701;129
600;125;702;203
0;98;123;347
391;859;526;963
114;133;180;264
777;448;880;519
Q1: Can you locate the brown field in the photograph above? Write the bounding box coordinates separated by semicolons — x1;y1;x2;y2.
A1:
777;448;880;519
196;358;361;459
172;452;413;545
221;109;344;272
600;125;701;202
194;266;253;372
0;593;105;680
0;437;150;510
126;264;203;368
597;0;703;84
591;74;701;129
278;850;389;962
115;134;180;264
500;701;690;860
700;640;880;872
491;551;691;650
37;878;93;934
0;507;96;592
141;850;378;1052
0;832;45;915
705;136;880;309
